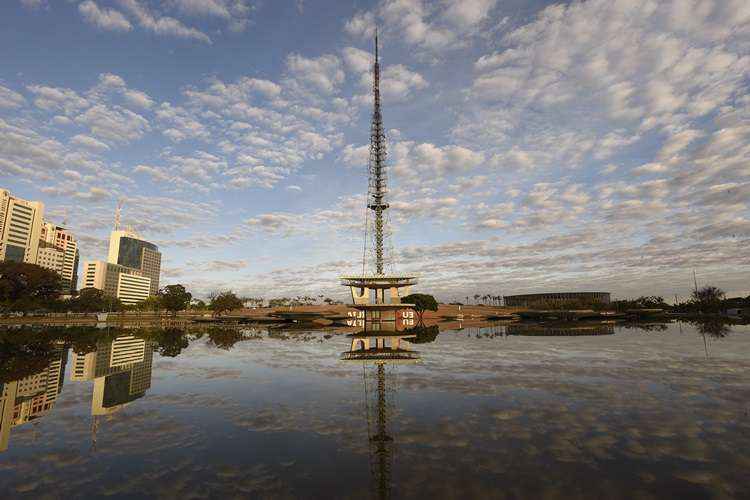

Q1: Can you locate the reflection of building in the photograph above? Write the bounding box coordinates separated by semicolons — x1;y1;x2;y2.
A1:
0;346;68;452
108;229;161;296
504;292;611;307
342;327;420;499
0;188;44;264
70;336;154;416
346;310;416;330
339;33;417;325
81;260;151;305
506;323;615;336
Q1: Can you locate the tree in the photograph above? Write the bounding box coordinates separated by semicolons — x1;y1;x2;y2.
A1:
209;290;243;316
135;295;162;312
159;284;192;315
401;293;439;322
0;261;62;311
692;286;725;313
68;287;123;312
190;298;208;310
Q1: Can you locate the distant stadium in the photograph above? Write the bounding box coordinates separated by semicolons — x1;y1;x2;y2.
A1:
504;292;611;307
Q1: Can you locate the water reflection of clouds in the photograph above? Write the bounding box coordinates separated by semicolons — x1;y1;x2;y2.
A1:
0;324;748;498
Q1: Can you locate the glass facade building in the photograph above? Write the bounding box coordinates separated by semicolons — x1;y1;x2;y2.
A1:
116;236;158;269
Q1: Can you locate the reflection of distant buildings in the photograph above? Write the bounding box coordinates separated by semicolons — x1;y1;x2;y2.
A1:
71;336;154;416
507;323;615;336
1;346;68;452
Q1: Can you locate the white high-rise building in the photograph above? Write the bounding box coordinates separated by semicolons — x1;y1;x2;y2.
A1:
107;229;161;296
0;188;44;264
38;221;80;294
82;260;151;305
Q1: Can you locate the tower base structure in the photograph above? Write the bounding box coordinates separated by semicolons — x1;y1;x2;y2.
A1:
340;274;417;326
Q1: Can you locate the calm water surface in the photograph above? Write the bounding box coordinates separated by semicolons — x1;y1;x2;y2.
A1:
1;322;749;499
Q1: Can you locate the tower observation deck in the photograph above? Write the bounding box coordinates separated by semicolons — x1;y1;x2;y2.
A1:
340;31;418;322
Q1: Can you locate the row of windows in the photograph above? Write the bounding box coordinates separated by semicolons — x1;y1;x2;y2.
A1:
10;210;32;223
9;218;31;230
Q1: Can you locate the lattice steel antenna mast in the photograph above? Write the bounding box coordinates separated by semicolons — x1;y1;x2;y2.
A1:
368;29;389;275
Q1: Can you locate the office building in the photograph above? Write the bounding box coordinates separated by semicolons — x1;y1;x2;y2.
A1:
38;221;80;294
82;260;151;305
0;188;44;264
107;229;161;296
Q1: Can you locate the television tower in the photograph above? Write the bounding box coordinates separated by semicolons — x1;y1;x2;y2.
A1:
340;31;417;323
368;29;388;275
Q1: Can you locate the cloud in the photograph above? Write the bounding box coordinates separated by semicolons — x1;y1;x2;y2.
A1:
346;0;496;52
391;142;485;180
155;103;209;142
344;11;376;38
70;134;110;152
443;0;497;30
74;104;150;143
353;64;428;103
391;196;459;219
341;47;372;74
187;259;249;272
340;143;370;168
0;85;26;108
246;212;300;235
169;0;252;32
117;0;212;43
285;54;345;95
632;162;668;175
79;1;133;32
26;84;89;115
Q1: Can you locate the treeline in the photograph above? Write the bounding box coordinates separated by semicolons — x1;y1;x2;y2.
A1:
267;296;344;307
0;261;349;315
0;261;254;315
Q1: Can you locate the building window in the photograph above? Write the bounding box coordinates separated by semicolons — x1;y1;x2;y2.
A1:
4;244;25;262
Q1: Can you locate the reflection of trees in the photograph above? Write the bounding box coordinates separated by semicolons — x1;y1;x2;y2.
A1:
405;325;440;344
507;323;615;336
620;323;669;332
690;319;732;338
134;328;190;357
206;327;246;350
0;327;115;383
156;329;190;357
0;337;55;383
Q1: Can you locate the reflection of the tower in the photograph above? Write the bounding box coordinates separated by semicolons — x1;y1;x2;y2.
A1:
341;324;421;500
0;345;68;452
71;335;155;416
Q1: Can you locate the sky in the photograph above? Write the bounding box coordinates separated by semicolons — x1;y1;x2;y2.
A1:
0;0;748;302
